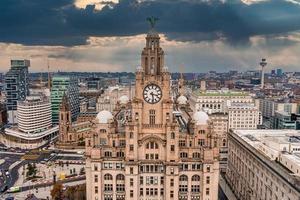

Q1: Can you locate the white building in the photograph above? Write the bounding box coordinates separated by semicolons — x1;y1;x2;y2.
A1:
228;103;262;130
17;96;52;133
191;88;253;113
226;129;300;200
0;96;58;149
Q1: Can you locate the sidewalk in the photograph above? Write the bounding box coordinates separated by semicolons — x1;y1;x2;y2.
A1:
5;179;86;200
13;162;85;187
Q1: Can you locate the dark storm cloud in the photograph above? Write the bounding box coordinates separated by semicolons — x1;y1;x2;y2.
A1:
0;0;300;46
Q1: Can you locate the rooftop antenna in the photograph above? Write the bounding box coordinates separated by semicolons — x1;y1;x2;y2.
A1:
47;59;51;90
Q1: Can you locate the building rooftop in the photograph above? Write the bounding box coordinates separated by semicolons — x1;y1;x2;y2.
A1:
193;89;249;97
233;129;300;177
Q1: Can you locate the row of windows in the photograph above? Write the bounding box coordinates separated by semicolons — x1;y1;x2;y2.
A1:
94;163;125;170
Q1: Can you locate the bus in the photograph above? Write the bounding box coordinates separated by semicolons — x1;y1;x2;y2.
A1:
7;186;20;193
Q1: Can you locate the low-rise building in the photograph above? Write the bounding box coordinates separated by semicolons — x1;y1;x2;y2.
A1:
226;129;300;200
190;88;252;113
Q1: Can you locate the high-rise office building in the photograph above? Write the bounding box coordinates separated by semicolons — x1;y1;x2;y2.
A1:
50;75;80;124
85;26;220;200
5;59;30;124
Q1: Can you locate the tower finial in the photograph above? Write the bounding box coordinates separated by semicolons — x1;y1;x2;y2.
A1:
147;16;159;29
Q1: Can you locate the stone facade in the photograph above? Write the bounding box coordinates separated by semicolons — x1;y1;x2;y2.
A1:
226;130;300;200
58;94;92;147
85;28;220;200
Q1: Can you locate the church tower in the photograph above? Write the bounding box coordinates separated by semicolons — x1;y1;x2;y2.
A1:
59;93;71;143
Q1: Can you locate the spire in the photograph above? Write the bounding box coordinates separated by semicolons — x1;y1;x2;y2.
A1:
178;66;185;95
47;59;51;90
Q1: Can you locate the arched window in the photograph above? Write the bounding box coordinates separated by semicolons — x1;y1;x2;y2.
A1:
104;174;113;180
179;175;188;182
222;139;227;147
192;175;200;181
171;132;175;139
146;141;158;149
116;174;125;181
104;151;112;157
100;129;106;133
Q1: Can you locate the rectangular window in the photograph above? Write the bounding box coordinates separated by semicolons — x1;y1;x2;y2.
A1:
149;109;156;125
130;178;134;186
130;190;134;197
206;188;210;195
130;145;134;151
130;167;134;174
170;178;174;187
171;145;175;152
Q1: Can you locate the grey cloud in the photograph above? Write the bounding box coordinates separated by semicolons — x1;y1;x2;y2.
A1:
0;0;300;46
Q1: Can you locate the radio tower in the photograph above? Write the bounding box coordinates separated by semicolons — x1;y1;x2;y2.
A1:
260;58;267;89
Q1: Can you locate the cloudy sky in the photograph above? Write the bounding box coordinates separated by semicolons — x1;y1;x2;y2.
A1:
1;0;300;73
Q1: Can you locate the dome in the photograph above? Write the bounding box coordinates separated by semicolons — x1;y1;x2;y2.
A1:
119;95;129;104
193;111;209;125
136;66;143;72
177;95;188;105
162;66;169;72
96;110;113;124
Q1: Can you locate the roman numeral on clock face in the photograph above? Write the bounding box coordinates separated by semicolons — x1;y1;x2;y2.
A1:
143;84;162;104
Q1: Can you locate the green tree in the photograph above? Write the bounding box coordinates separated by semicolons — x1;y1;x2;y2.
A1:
26;163;37;177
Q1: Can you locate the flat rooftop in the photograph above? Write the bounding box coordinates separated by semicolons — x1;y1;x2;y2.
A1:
233;129;300;177
193;89;249;97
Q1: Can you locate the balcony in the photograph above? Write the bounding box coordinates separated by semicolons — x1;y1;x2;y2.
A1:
142;124;163;129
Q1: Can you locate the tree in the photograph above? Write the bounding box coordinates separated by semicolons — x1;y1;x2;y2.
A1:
26;163;37;178
51;183;63;200
64;184;86;200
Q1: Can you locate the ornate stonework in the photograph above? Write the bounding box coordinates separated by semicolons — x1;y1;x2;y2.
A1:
85;25;220;200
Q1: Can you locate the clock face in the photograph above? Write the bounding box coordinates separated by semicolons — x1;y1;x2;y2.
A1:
143;84;162;104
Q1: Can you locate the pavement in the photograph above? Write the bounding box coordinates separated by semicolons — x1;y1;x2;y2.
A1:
0;142;85;199
3;178;86;200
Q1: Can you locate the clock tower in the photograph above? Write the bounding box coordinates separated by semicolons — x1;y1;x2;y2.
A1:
134;25;173;130
85;19;220;200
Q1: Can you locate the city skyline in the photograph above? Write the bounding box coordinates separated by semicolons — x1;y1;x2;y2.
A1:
1;0;300;73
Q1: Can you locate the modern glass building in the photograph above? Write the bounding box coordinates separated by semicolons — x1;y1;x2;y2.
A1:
5;59;30;124
51;75;80;124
